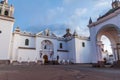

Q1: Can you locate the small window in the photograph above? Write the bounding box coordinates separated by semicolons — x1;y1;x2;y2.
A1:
0;30;2;33
60;43;63;49
0;9;1;14
82;42;85;47
25;39;29;46
44;45;47;49
4;10;9;16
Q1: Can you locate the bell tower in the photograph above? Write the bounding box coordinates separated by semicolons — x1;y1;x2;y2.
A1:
0;0;14;64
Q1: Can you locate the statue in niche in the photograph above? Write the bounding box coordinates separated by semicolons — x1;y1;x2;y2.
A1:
45;29;50;36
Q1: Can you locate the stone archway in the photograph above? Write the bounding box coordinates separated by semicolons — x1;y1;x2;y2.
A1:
96;24;120;65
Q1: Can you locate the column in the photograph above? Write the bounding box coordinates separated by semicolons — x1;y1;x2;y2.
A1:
111;44;117;61
97;41;103;61
116;43;120;60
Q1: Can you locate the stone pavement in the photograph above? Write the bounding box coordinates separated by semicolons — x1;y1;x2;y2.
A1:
0;64;119;80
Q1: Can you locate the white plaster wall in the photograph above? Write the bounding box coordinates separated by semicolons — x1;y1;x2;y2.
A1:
11;34;36;61
18;35;36;48
56;41;69;61
89;27;98;63
57;52;68;61
17;49;36;62
75;38;91;63
11;33;20;61
0;19;14;60
67;39;76;63
57;41;67;50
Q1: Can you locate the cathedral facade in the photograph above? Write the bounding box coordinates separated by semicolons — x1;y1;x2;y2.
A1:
1;0;120;65
0;0;91;64
11;28;91;64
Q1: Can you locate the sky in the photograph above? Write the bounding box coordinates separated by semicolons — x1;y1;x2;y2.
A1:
7;0;112;36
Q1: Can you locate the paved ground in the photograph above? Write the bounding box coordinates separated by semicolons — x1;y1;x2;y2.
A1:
0;64;119;80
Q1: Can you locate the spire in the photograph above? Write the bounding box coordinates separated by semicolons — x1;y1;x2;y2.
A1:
89;17;92;24
73;30;78;37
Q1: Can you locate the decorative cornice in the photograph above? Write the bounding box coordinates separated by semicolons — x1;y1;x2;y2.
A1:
88;8;120;28
57;50;69;52
36;35;57;40
13;31;36;37
18;47;36;50
0;15;14;22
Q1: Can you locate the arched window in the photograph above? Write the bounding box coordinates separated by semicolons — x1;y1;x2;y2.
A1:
82;42;85;47
60;43;63;49
4;10;9;16
25;39;29;46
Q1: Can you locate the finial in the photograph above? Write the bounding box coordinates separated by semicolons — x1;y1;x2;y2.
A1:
73;30;78;37
89;17;92;24
15;26;20;32
66;28;70;33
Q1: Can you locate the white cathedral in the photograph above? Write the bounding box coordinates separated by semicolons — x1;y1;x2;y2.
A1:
0;0;120;65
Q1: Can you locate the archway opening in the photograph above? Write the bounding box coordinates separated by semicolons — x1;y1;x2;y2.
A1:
96;24;120;65
101;35;114;64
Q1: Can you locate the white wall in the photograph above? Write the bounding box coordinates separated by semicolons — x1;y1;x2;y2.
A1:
0;19;14;60
18;35;36;48
74;38;91;63
17;49;36;62
67;39;76;63
11;33;36;61
56;40;69;61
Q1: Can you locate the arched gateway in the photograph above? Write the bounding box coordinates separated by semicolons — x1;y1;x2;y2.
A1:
96;24;120;61
88;0;120;66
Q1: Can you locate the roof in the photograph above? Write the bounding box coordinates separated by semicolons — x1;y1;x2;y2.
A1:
97;7;120;20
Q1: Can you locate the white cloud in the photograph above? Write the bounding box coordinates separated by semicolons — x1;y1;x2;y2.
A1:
67;8;87;26
93;0;111;10
75;8;87;17
56;7;64;13
46;7;64;24
64;8;90;36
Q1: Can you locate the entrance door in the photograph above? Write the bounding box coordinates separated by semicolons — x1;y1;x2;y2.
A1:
43;55;48;63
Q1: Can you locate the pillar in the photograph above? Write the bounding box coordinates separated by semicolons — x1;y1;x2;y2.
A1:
97;41;103;61
96;41;105;67
116;43;120;60
111;44;118;61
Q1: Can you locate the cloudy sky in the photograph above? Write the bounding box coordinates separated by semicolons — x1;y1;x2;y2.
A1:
8;0;112;36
